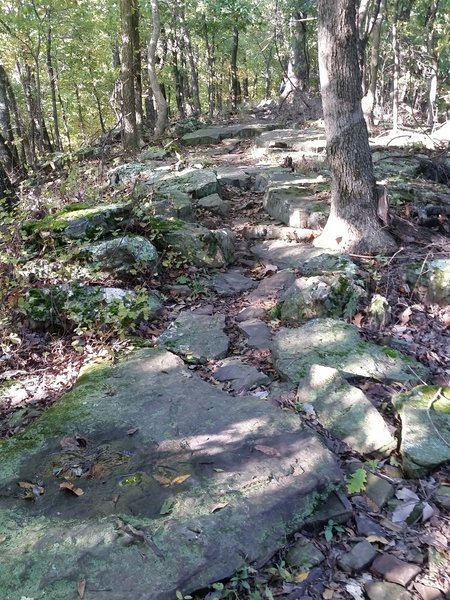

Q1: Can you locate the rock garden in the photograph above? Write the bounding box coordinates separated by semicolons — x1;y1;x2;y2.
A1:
0;117;449;600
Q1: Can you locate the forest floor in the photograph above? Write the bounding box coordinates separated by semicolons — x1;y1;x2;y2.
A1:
1;113;450;599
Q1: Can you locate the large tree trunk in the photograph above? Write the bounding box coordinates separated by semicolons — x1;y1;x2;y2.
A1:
281;6;309;103
425;0;440;128
314;0;396;254
392;1;400;132
120;0;139;154
148;0;168;138
180;5;201;115
203;16;216;118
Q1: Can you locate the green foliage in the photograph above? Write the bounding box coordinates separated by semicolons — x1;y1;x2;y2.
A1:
346;468;368;494
323;519;345;542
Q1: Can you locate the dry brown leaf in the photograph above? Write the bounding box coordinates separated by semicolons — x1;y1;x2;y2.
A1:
77;579;86;599
353;312;364;328
366;535;389;545
18;481;34;489
399;306;413;325
254;444;280;457
153;472;191;486
294;571;309;583
323;588;335;599
60;482;84;496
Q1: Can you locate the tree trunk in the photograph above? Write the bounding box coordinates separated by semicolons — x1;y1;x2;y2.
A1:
392;1;400;132
362;0;385;131
75;84;86;137
0;65;21;174
131;0;143;143
0;160;18;211
120;0;139;154
148;0;168;138
425;0;440;128
315;0;397;254
203;16;216;118
180;5;201;115
46;28;62;152
230;28;239;109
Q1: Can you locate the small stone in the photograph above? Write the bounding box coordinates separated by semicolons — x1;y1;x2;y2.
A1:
367;294;391;330
236;306;266;322
433;484;450;510
248;270;296;303
365;581;412;600
366;473;395;510
355;514;387;537
198;193;229;215
371;554;421;586
414;582;443;600
238;319;272;350
213;358;270;392
212;270;256;296
305;492;352;529
285;537;325;569
338;540;377;573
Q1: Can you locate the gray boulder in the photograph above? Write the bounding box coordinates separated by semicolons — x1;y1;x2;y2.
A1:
263;174;329;229
198;193;229;215
393;385;450;477
278;273;365;323
158;312;229;362
82;235;158;276
297;365;396;456
213;358;270;392
162;223;234;268
272;318;429;384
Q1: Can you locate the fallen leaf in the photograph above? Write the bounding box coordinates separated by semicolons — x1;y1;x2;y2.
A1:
171;474;191;485
211;502;228;513
399;306;412;325
0;535;6;544
392;501;416;523
353;312;364;328
160;498;176;515
422;502;434;522
77;579;86;599
345;580;364;600
122;523;145;541
153;471;191;486
254;444;280;457
323;588;335;599
396;487;419;502
213;468;225;473
294;571;309;583
366;535;389;545
126;427;138;436
18;481;34;489
60;482;84;496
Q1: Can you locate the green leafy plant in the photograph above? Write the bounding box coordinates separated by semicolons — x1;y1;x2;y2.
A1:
346;468;368;494
323;519;345;542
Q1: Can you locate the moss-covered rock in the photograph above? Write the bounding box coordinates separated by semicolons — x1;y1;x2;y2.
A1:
24;203;131;242
278;273;365;323
406;258;450;305
162;223;234;268
393;385;450;477
18;283;162;332
272;318;429;384
81;235;158;276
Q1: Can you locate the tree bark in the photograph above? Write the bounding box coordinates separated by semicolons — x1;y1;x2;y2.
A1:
362;0;385;131
0;160;18;211
0;65;21;174
131;0;143;143
180;4;201;115
392;1;400;132
120;0;139;154
425;0;440;128
314;0;397;254
203;16;216;118
148;0;168;138
46;27;62;152
230;28;239;109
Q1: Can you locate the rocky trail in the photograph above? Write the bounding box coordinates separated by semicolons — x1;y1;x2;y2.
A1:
1;118;450;600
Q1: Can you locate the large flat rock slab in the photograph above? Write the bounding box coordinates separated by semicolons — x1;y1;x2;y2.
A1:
272;318;429;384
251;241;357;275
0;349;342;600
181;123;277;146
255;128;327;155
